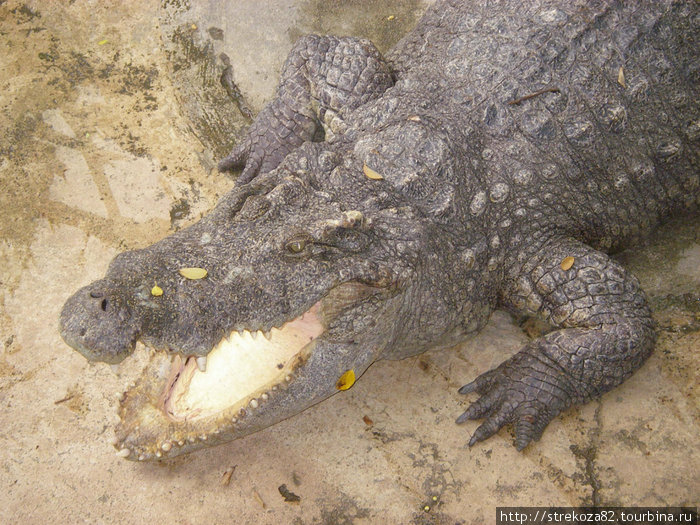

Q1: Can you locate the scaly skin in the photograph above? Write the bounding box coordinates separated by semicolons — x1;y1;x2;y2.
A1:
60;0;699;460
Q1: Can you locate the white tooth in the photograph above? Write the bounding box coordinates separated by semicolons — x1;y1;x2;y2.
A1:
263;330;272;340
161;442;172;452
155;451;162;458
178;440;184;447
138;455;146;461
251;330;258;340
231;417;237;424
116;448;130;458
261;393;269;401
110;364;120;374
249;398;259;409
196;356;207;372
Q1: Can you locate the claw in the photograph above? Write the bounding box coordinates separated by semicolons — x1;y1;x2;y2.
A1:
460;388;501;421
237;159;262;185
218;142;249;172
514;414;543;450
514;436;531;451
458;380;478;394
456;411;471;424
468;405;512;446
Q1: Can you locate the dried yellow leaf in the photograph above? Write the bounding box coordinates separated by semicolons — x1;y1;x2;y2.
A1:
98;39;108;46
560;256;575;271
151;285;163;296
179;267;208;280
336;369;356;390
387;15;395;21
617;67;626;88
363;164;384;180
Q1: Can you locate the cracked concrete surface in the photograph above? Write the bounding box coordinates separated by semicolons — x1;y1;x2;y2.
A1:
1;1;698;523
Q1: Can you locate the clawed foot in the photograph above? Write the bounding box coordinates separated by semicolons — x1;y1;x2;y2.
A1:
456;350;573;450
218;125;286;185
218;100;315;185
218;138;258;185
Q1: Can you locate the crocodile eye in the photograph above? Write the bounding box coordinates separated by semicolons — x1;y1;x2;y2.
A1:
285;239;306;254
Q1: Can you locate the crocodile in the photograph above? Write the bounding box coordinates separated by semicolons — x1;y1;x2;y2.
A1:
59;0;699;461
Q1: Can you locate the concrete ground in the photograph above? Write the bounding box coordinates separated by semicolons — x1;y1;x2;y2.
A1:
1;1;698;523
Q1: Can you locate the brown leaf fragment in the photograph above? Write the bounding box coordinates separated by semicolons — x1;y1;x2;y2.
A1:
221;466;236;486
363;164;384;180
508;86;560;105
618;67;626;88
54;394;75;405
252;488;266;509
363;415;374;426
278;484;301;504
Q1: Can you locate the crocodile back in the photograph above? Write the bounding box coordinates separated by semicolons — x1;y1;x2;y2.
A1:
386;0;699;251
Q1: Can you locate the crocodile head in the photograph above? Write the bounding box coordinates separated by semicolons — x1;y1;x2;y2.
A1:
59;145;491;460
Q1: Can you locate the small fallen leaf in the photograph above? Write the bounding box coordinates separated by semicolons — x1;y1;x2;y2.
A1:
151;285;163;296
387;15;395;21
363;164;384;180
98;39;108;45
221;466;236;486
362;415;373;426
336;369;356;390
617;66;626;88
252;488;266;509
179;267;208;279
560;256;575;271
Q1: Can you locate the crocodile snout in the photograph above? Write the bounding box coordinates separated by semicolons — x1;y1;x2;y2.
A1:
59;280;140;364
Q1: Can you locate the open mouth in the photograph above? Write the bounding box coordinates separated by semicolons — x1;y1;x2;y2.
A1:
111;281;383;460
163;303;324;423
113;300;326;460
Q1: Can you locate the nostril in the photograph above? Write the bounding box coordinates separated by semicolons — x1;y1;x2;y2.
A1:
90;291;104;299
101;298;108;312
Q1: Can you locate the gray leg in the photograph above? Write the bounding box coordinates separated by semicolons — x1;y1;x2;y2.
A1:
218;35;394;183
458;237;656;450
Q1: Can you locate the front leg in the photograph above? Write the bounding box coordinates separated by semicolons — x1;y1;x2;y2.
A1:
218;35;394;183
458;237;656;450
